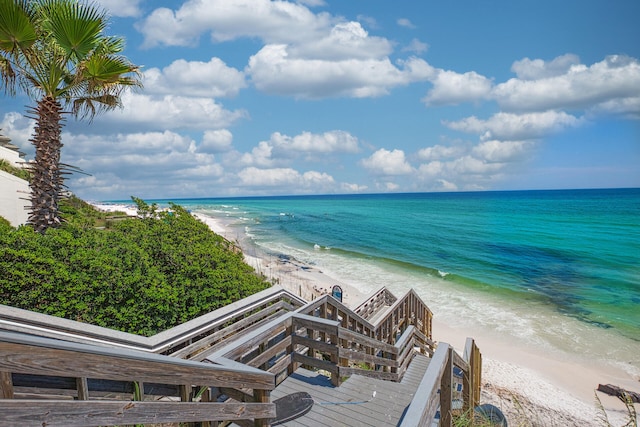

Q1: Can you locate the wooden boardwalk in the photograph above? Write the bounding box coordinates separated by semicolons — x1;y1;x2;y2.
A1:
266;354;431;426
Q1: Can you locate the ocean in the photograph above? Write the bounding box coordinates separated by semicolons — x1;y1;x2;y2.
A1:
133;188;640;377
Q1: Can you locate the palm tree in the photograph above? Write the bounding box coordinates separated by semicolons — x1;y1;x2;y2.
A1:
0;0;141;232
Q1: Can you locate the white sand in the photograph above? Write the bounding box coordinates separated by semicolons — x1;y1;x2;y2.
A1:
93;204;640;425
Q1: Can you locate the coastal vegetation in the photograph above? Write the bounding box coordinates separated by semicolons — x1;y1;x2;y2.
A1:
0;197;270;336
0;158;30;181
0;0;141;233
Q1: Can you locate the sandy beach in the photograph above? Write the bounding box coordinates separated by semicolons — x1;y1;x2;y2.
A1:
190;211;639;426
94;204;639;426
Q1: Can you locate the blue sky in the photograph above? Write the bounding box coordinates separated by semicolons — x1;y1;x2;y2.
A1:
1;0;639;200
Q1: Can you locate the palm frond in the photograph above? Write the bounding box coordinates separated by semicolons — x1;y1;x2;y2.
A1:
0;0;37;53
39;0;106;62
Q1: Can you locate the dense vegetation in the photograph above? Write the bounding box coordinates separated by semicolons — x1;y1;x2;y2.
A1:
0;159;31;181
0;197;270;336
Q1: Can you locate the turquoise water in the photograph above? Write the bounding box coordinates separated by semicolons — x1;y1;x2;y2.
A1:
126;188;640;374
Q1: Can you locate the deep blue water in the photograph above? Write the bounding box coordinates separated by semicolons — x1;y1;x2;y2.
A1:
133;188;640;341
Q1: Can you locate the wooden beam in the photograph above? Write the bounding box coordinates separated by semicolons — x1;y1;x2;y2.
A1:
0;400;276;427
0;332;274;391
0;371;13;399
75;377;89;400
440;347;453;427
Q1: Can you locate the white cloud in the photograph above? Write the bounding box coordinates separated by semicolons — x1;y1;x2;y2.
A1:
0;112;34;156
288;22;393;60
297;0;326;6
237;130;359;167
494;55;640;112
397;18;416;29
144;58;246;98
341;182;368;192
270;130;359;153
61;130;232;198
237;167;334;189
200;130;234;153
137;0;334;47
240;141;276;167
102;92;248;131
423;70;493;106
417;145;465;161
588;96;640;119
96;0;142;17
445;111;582;141
472;140;535;163
361;148;414;176
247;44;433;98
437;179;458;191
511;54;581;80
402;38;429;54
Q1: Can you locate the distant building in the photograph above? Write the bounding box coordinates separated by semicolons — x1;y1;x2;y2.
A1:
0;133;27;167
0;132;30;227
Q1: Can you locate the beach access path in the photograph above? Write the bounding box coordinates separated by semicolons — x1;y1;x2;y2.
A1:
91;204;639;426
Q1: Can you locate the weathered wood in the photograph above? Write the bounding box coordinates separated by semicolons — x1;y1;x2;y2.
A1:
292;314;339;336
253;388;270;427
75;377;89;400
0;400;276;426
0;331;274;391
247;336;292;369
292;334;337;356
0;286;305;356
11;373;180;396
440;347;453;427
267;354;292;377
338;328;396;353
338;367;398;382
171;301;287;359
597;384;640;403
218;320;292;361
219;386;254;402
292;353;338;375
338;347;398;368
399;343;451;427
0;371;13;398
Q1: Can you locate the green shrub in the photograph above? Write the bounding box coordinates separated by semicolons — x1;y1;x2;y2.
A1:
0;197;270;336
0;159;31;181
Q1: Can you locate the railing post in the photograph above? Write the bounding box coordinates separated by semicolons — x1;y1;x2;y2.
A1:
463;338;482;413
0;371;13;399
76;377;89;400
253;389;271;427
180;384;194;427
330;331;341;386
440;346;453;427
474;346;482;407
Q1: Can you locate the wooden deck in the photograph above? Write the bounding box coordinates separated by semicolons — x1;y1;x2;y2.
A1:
265;354;431;426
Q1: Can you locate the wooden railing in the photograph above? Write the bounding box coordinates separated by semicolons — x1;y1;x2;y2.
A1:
0;330;276;427
399;338;482;427
353;286;398;320
299;288;433;345
208;306;437;388
0;285;479;426
0;285;305;356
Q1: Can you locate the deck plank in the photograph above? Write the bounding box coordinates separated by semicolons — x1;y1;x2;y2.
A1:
267;362;432;427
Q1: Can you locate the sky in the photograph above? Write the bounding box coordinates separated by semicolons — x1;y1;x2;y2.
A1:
1;0;639;200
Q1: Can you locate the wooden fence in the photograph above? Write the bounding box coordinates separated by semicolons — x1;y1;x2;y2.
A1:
0;330;275;427
399;338;482;427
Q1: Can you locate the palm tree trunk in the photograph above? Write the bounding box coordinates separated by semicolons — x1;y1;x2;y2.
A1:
28;96;64;233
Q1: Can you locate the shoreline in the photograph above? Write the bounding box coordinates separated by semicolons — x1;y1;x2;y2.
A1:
192;210;639;426
93;203;639;425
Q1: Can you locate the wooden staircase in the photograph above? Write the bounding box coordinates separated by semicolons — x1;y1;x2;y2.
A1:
0;285;481;426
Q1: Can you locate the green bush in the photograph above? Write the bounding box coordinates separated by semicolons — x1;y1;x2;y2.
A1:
0;159;31;181
0;197;270;336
